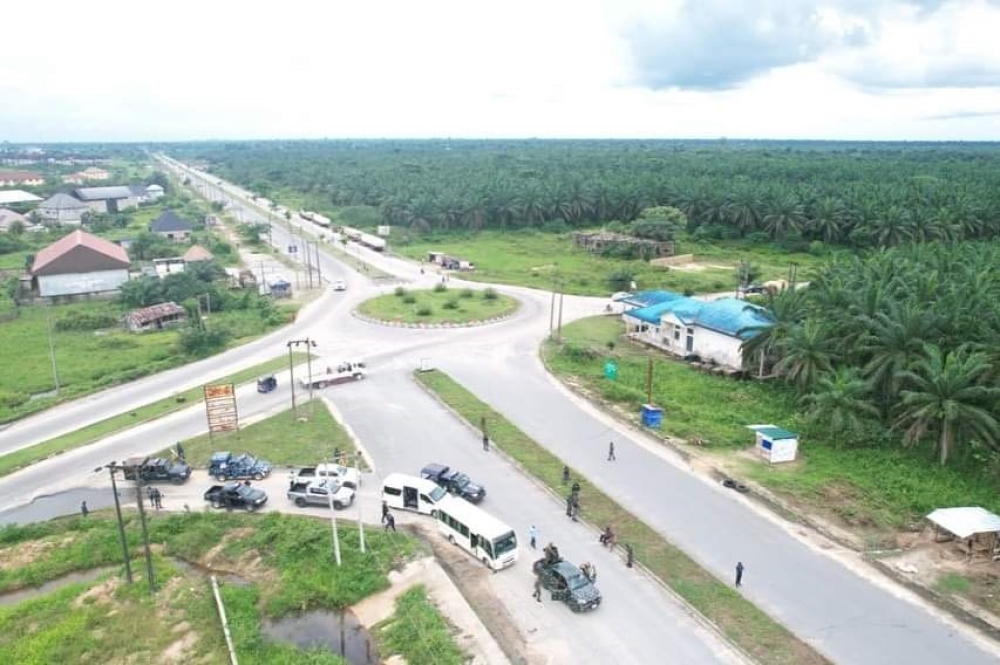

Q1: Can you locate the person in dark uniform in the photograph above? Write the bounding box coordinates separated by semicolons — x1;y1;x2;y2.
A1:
80;501;89;517
607;441;616;461
735;561;745;587
533;575;543;602
385;512;396;532
381;500;389;524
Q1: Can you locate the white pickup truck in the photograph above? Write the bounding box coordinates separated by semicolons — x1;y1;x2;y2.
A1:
289;463;362;489
299;361;366;389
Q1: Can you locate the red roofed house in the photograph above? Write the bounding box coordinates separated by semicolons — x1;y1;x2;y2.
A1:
31;230;131;297
0;171;44;187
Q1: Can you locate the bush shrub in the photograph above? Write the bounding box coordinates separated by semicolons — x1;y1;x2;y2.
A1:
55;311;120;332
402;294;417;304
483;287;498;300
394;287;407;297
415;305;433;316
433;283;448;293
460;288;474;299
0;388;28;409
442;299;459;310
177;326;231;356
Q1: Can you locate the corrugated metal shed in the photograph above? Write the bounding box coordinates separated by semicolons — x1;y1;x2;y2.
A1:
927;507;1000;539
74;186;133;200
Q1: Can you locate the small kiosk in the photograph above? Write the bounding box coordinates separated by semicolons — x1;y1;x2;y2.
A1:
747;424;799;464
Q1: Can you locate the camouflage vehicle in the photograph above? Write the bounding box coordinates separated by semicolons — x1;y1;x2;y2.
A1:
533;556;602;612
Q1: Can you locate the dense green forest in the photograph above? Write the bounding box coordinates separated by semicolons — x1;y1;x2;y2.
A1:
162;140;1000;248
747;242;1000;468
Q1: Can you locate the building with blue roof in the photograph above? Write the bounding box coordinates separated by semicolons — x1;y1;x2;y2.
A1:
622;292;773;370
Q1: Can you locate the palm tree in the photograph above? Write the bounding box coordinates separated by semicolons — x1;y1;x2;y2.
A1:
803;367;880;435
762;194;806;239
773;318;834;392
739;289;808;377
894;345;1000;465
807;196;846;243
859;303;938;409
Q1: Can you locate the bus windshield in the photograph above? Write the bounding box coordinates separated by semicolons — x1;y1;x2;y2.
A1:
493;531;517;556
429;485;447;502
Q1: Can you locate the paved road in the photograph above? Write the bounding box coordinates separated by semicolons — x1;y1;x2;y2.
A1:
3;159;997;664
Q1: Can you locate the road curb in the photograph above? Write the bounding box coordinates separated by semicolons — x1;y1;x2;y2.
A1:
350;305;520;330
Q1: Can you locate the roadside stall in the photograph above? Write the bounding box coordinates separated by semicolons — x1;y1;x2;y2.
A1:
927;507;1000;561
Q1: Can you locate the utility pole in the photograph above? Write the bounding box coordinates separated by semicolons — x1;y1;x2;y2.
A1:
46;311;60;395
556;292;565;341
327;451;342;566
287;338;318;416
313;242;323;284
134;480;156;593
287;343;297;420
356;453;366;554
646;357;654;404
96;462;132;583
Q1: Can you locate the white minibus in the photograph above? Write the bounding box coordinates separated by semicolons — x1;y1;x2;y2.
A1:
381;473;450;515
435;498;519;570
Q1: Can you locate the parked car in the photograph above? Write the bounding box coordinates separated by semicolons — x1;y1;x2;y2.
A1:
334;280;347;291
287;479;355;509
290;463;361;489
209;452;273;481
204;482;268;511
122;456;191;484
533;556;602;612
420;463;486;503
257;375;277;393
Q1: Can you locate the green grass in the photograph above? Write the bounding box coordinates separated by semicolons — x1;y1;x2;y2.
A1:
414;369;824;665
935;572;972;595
357;287;518;324
545;316;1000;535
0;512;421;663
393;229;825;296
0;354;312;478
376;585;465;665
0;300;298;424
171;398;357;469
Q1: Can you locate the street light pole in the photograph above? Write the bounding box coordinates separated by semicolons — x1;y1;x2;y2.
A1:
328;451;342;566
288;338;318;414
287;343;297;420
46;311;60;395
133;477;156;594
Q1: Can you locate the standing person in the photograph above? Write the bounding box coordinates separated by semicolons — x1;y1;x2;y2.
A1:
80;501;89;517
385;512;396;532
532;575;543;602
482;433;490;452
175;441;186;462
735;561;745;587
607;441;616;461
561;466;570;485
154;488;163;510
528;525;539;549
381;500;389;524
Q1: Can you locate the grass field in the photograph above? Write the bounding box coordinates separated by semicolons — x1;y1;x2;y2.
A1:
393;230;824;296
0;300;297;424
376;585;466;665
172;399;357;469
414;368;823;665
544;316;1000;536
0;512;423;663
357;286;518;324
0;354;312;478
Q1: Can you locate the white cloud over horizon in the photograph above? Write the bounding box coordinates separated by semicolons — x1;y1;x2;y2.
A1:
3;0;1000;141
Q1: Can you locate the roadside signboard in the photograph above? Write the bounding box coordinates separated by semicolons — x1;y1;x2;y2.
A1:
204;383;239;434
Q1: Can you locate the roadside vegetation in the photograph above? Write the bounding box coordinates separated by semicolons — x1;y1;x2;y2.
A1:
0;512;420;663
544;316;1000;537
357;285;518;324
415;368;823;665
170;399;357;469
0;354;311;478
376;585;466;665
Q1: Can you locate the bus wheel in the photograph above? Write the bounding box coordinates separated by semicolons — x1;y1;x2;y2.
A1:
448;535;456;545
482;557;490;568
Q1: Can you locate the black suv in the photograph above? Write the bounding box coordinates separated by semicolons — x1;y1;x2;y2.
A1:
420;463;486;503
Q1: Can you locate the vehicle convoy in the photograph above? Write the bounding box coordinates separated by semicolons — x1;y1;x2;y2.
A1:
299;361;366;389
209;452;273;481
204;482;268;511
122;456;191;484
287;479;355;509
291;463;361;489
533;547;602;612
436;497;517;570
381;473;451;515
420;463;486;503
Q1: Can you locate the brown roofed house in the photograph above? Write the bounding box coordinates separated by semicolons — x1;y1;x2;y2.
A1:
182;245;214;263
127;301;188;332
31;229;131;297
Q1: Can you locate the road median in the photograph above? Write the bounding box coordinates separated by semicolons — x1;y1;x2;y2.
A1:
414;368;828;665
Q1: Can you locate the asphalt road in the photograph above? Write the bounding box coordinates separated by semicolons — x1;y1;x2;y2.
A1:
2;159;996;664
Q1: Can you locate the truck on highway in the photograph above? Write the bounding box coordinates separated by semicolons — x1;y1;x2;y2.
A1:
204;482;268;511
287;479;355;509
122;456;192;484
299;361;366;389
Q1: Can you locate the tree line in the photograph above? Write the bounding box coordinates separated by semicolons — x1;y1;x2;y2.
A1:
162;139;1000;249
742;242;1000;467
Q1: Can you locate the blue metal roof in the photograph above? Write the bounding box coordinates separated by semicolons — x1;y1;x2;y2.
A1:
624;296;772;339
614;290;684;308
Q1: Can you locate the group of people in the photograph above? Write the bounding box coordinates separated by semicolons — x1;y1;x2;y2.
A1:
147;487;164;510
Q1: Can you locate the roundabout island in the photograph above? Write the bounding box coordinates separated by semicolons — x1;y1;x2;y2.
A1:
355;285;520;327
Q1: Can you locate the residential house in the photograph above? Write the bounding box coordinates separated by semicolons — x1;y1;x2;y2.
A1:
0;171;44;187
146;184;165;200
622;292;772;370
183;245;214;263
74;186;137;214
30;229;131;297
153;257;186;277
0;208;28;232
150;211;193;242
0;190;43;206
37;192;90;225
80;167;110;181
126;301;188;332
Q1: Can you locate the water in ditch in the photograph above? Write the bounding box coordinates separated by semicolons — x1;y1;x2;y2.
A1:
263;609;378;664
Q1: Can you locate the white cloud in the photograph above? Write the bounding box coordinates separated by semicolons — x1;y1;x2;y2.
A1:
0;0;998;140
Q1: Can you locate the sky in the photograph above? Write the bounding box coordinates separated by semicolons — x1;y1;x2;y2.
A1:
3;0;1000;141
